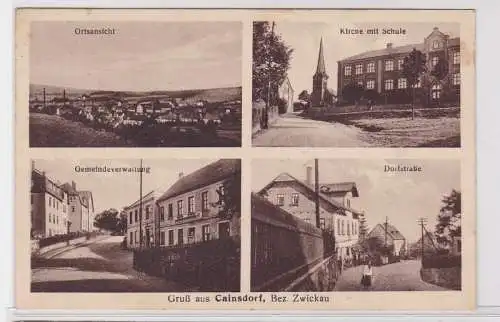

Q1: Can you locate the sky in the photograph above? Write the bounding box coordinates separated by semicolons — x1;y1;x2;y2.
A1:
30;21;242;91
251;159;461;243
274;22;459;99
32;158;218;214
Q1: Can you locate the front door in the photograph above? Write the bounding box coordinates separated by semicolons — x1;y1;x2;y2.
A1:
218;221;230;239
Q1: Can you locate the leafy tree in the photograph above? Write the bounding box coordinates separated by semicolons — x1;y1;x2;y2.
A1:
117;210;128;235
94;208;122;233
253;21;293;128
212;164;241;220
435;189;461;249
402;48;427;119
298;90;310;102
341;82;364;105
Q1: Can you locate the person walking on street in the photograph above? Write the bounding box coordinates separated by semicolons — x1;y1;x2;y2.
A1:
361;260;373;291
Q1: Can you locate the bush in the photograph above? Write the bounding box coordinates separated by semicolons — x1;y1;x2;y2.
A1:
422;254;461;268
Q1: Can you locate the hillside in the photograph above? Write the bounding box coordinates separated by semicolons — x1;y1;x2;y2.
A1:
30;84;242;103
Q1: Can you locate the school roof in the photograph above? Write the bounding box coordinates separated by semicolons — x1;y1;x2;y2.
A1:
157;159;241;202
339;37;459;62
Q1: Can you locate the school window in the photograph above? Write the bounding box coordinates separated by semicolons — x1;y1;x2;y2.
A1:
168;203;173;220
366;62;375;73
452;73;460;86
453;51;460;65
188;196;195;214
384;60;394;71
177;200;184;218
431;56;439;67
366;80;375;90
134;210;138;222
342;220;345;235
202;224;211;242
355;64;363;75
346;198;351;208
432;40;440;49
145;206;150;220
202;191;209;211
160;206;165;221
291;193;299;206
398;78;407;89
129;231;133;245
276;194;284;206
432;84;442;99
344;65;352;76
160;231;166;245
357;80;364;86
320;218;326;230
168;230;174;245
177;229;184;245
187;227;195;243
303;218;310;224
48;197;51;207
397;59;404;70
384;79;394;90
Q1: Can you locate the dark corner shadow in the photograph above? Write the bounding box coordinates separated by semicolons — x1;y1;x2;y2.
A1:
417;135;461;148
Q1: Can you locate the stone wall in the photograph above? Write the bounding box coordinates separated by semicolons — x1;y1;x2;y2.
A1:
252;100;279;135
420;266;461;290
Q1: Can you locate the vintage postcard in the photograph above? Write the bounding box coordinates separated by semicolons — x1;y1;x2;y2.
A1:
15;8;475;311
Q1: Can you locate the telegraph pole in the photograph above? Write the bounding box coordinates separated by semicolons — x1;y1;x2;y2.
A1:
264;21;275;129
314;159;320;229
417;217;428;261
139;159;143;248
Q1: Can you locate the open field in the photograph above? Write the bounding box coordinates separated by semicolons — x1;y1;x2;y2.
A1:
30;113;240;147
351;117;460;147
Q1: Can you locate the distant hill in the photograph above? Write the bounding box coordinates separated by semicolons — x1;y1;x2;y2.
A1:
29;84;242;103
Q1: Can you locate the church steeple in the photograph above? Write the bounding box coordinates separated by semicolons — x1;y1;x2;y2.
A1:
315;37;326;75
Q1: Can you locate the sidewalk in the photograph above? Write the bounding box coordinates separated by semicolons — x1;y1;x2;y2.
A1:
34;234;112;260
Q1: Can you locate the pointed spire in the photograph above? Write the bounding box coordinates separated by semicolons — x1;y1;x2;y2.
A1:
315;37;326;75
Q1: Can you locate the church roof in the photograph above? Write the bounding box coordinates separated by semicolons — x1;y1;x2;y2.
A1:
315;38;327;75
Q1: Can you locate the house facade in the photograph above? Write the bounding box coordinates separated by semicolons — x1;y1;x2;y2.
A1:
257;167;363;261
124;190;160;249
31;167;69;238
155;159;241;248
60;181;95;233
366;223;407;257
337;27;460;106
278;76;294;113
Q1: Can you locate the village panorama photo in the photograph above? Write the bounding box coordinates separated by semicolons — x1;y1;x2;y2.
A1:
252;21;461;148
28;21;242;147
251;159;461;292
30;158;241;292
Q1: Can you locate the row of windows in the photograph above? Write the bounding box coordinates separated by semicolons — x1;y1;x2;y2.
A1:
276;193;300;207
129;221;231;246
381;74;459;91
48;213;66;226
302;217;326;230
344;51;460;76
129;190;215;225
337;218;357;236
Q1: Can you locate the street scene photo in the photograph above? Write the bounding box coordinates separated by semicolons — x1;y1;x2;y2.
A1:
31;158;241;292
252;21;461;147
29;22;242;147
251;159;461;291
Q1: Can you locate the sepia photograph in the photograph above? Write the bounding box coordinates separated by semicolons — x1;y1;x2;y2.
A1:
29;21;242;147
251;159;461;292
252;21;461;147
30;158;241;292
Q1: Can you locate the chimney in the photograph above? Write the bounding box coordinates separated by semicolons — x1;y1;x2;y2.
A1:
386;43;393;49
71;181;76;190
306;166;313;186
178;172;184;179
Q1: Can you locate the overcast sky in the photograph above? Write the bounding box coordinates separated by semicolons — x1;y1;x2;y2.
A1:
30;21;242;91
274;22;459;99
32;158;217;214
252;159;460;243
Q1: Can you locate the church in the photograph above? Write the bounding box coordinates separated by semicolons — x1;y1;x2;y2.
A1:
310;38;336;108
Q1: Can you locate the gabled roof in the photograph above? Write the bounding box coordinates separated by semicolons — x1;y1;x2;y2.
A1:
319;182;359;197
78;191;94;210
371;223;406;240
258;172;362;216
157;159;241;203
